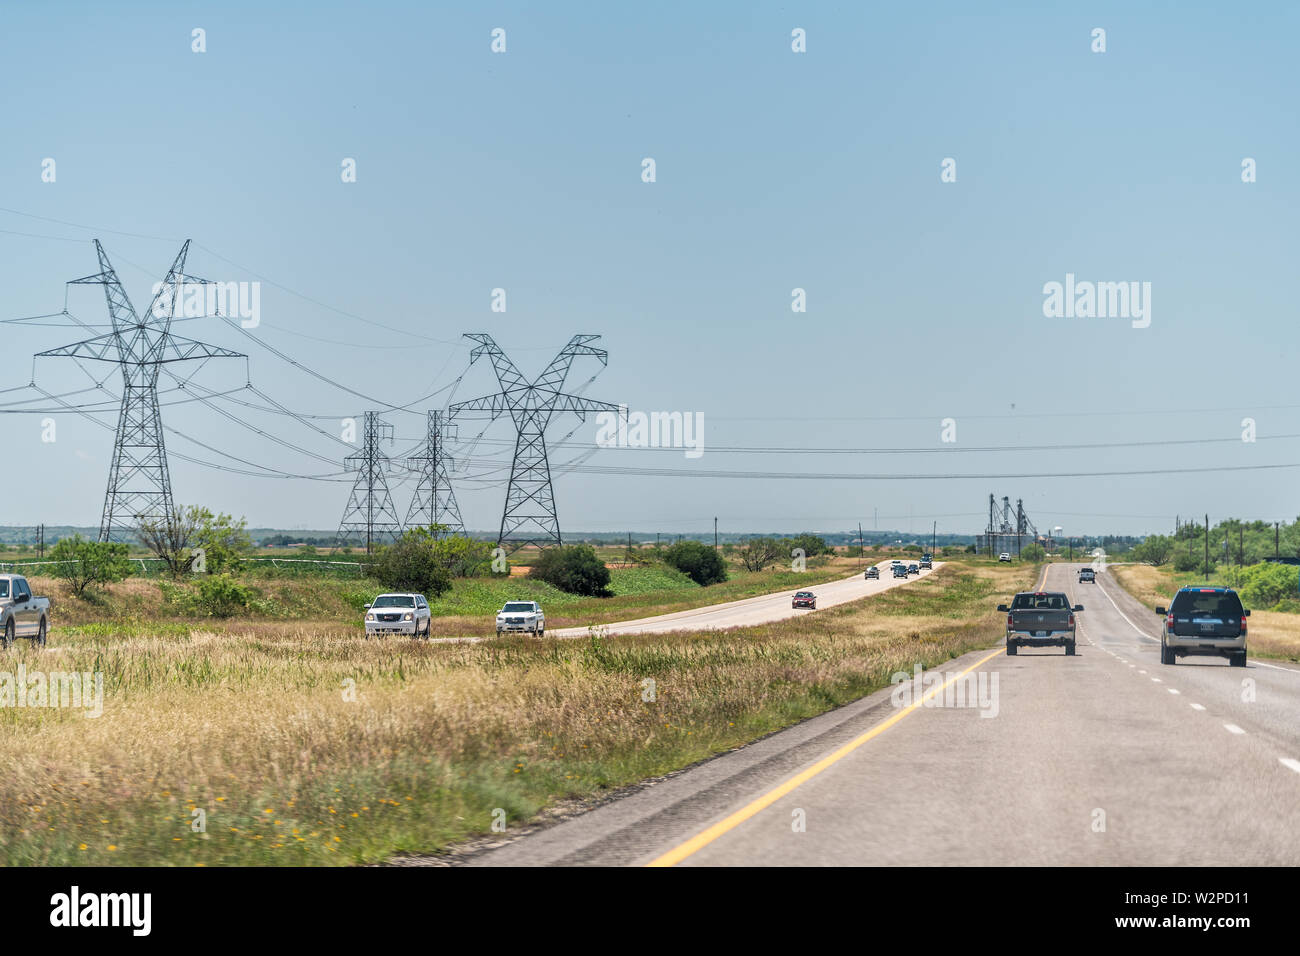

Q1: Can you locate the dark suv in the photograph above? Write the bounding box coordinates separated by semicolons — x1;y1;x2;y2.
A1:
1155;587;1249;667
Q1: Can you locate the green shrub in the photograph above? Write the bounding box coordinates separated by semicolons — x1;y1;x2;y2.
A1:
196;575;253;618
663;540;727;586
47;535;133;596
372;529;453;598
530;544;611;596
1238;562;1299;609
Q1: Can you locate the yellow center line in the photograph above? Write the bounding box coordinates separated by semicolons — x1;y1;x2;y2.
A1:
645;645;1006;867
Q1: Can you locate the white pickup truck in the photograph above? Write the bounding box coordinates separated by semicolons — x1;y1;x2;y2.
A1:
496;601;545;636
0;574;50;647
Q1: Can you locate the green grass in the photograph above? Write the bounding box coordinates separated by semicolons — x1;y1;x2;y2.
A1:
0;560;1034;865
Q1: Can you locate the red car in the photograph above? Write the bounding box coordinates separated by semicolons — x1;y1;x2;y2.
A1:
792;591;817;610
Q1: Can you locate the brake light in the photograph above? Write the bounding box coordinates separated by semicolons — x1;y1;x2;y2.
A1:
1067;613;1075;629
1006;614;1013;628
1166;612;1175;630
1240;617;1248;634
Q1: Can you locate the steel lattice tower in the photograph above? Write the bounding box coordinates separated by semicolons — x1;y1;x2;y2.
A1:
337;410;404;553
449;333;618;552
38;240;245;541
405;410;464;535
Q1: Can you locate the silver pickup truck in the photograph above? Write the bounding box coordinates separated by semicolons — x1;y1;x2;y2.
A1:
998;590;1083;656
0;574;50;647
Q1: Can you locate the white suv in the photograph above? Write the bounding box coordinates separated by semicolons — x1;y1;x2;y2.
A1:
496;601;545;636
365;593;431;638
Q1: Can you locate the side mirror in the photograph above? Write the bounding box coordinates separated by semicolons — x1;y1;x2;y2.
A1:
1243;609;1251;617
1073;604;1084;612
14;594;27;604
996;604;1009;612
363;604;372;610
1154;606;1166;616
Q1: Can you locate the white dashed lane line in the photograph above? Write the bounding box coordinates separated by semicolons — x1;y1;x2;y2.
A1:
1168;688;1180;695
1281;759;1300;775
1224;724;1247;735
1190;703;1206;711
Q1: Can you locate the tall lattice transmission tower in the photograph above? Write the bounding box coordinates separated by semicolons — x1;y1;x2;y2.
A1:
38;240;245;541
337;410;404;552
449;333;618;551
405;410;464;535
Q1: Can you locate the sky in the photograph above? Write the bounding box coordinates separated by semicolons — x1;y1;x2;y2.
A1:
1;0;1297;539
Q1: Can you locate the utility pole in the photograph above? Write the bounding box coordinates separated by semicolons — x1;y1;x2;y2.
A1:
858;522;864;568
36;524;44;559
1276;522;1280;559
337;411;403;554
1068;537;1072;562
714;517;718;551
1239;525;1244;566
38;240;245;541
1204;514;1209;579
448;333;619;552
405;410;464;536
931;520;936;555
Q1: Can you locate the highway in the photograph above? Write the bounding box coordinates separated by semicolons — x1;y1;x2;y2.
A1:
465;562;1300;865
547;560;943;638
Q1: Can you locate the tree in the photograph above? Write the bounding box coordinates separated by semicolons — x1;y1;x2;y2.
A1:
531;544;611;596
786;533;832;557
47;535;133;596
428;533;495;578
1020;543;1047;563
663;540;727;586
372;529;453;597
194;509;252;573
738;537;782;572
137;505;204;577
1134;534;1174;566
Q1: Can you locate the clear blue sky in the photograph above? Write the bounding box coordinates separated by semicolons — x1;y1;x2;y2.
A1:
1;1;1296;538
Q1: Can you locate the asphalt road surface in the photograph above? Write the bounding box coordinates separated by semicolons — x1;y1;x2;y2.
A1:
467;562;1300;865
548;561;942;639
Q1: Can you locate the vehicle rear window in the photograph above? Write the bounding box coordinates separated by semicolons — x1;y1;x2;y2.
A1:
1011;593;1068;610
1171;591;1243;618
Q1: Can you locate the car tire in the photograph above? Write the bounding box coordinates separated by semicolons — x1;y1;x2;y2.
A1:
1230;650;1247;667
1161;640;1175;666
1065;640;1076;656
2;619;13;649
34;618;46;648
1006;640;1017;656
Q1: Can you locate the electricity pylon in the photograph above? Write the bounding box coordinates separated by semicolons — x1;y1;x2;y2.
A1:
449;333;618;552
405;409;464;535
337;410;404;553
38;240;245;541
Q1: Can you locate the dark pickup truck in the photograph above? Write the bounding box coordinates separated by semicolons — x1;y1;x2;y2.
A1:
1156;587;1249;667
998;591;1083;656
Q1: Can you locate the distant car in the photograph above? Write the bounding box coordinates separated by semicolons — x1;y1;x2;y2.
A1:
999;553;1012;563
864;566;880;580
892;564;908;578
792;591;817;610
1156;587;1248;667
907;563;920;575
364;593;431;638
1078;568;1096;583
496;601;545;636
920;553;933;569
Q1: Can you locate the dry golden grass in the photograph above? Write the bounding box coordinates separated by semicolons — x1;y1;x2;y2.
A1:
1110;564;1300;661
0;559;1033;865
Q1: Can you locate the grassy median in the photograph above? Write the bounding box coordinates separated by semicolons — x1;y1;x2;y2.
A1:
0;559;1032;866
